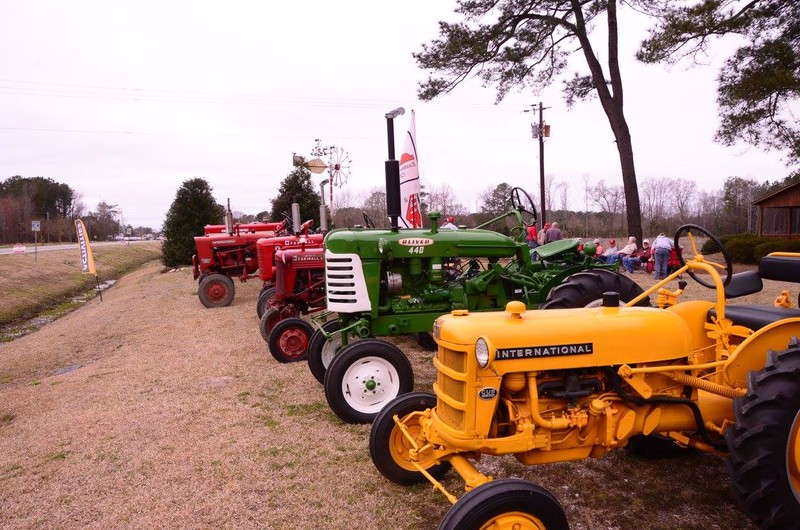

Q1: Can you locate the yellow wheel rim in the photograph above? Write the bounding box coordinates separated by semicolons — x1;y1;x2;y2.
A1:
789;410;800;502
389;413;436;472
479;511;547;530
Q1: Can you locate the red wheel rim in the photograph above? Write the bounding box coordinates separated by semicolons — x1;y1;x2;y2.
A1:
206;281;228;302
277;326;310;360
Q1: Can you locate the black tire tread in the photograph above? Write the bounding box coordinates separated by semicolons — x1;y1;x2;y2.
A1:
724;337;800;530
540;269;648;309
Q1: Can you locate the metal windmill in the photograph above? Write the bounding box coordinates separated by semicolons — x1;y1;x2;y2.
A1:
307;140;351;209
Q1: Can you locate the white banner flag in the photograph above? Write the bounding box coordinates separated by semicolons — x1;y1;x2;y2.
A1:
398;110;422;228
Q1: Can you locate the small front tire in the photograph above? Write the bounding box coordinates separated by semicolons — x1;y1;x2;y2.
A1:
268;317;314;363
198;274;235;308
369;392;450;485
256;286;276;318
259;308;280;343
324;339;414;424
307;319;347;384
439;478;569;530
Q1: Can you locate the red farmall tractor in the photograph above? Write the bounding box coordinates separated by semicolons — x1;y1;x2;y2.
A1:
192;204;289;308
369;225;800;530
253;216;324;318
260;246;327;363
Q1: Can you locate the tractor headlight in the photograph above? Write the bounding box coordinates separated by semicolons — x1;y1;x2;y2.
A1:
475;337;490;368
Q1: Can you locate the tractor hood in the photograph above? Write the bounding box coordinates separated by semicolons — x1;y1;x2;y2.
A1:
434;302;692;371
324;227;519;260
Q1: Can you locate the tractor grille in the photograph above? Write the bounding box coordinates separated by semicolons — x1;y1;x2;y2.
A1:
325;251;371;313
435;346;467;430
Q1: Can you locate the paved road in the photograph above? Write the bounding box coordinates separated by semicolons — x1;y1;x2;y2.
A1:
0;240;155;255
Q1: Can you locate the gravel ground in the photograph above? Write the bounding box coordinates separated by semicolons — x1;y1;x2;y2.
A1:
1;261;792;529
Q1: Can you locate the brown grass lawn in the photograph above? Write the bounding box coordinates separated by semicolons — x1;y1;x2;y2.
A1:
0;242;162;326
1;254;794;529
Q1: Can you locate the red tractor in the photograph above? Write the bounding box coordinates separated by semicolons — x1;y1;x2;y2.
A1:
260;246;327;363
192;214;289;308
254;222;324;318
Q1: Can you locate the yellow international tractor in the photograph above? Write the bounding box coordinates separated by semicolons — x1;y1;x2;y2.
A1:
369;224;800;530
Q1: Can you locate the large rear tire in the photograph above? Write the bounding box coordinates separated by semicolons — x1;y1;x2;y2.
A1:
256;286;276;318
198;274;235;308
324;339;414;424
540;269;648;309
268;317;314;363
369;392;450;485
439;479;568;530
725;337;800;530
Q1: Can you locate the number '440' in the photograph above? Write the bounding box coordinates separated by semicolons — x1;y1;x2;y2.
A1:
408;246;425;254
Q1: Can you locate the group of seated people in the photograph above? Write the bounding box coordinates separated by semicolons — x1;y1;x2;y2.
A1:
590;236;653;273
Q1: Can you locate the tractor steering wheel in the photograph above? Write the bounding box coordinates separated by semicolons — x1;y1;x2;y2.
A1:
674;224;733;288
510;187;538;225
362;212;376;229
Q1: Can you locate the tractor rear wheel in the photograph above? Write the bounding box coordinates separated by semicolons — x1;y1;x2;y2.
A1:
259;308;281;343
540;269;648;309
256;286;276;318
370;392;450;484
307;319;351;384
268;317;314;363
198;274;235;308
324;339;414;424
725;337;800;529
439;479;568;530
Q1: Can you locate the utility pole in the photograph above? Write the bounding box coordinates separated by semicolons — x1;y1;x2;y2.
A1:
525;103;550;228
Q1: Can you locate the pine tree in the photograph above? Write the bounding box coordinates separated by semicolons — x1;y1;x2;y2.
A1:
270;167;321;229
161;178;225;267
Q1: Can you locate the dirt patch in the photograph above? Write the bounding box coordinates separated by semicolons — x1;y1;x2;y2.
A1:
0;263;783;529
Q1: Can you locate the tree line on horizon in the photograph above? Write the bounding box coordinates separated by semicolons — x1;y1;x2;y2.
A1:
0;175;157;245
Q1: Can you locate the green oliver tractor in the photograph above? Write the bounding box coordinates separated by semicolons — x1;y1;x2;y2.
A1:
307;110;646;424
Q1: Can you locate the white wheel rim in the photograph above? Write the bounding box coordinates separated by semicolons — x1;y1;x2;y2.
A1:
321;336;341;369
339;355;401;414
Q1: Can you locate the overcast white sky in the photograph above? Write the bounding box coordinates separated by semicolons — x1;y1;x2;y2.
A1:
0;1;791;229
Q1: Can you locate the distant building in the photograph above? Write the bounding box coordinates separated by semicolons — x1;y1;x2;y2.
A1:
752;180;800;238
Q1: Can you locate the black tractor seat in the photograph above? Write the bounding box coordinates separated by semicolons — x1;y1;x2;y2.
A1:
708;305;800;331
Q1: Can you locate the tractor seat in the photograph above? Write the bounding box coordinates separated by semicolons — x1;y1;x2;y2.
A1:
708;305;800;331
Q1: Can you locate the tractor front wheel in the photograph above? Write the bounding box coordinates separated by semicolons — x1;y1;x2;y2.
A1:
439;479;568;530
540;269;648;309
198;274;235;308
369;392;450;484
725;337;800;529
268;317;314;363
324;339;414;424
259;308;281;343
307;319;350;384
256;286;276;318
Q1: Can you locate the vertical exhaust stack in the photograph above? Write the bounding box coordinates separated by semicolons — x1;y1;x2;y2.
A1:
319;204;329;234
384;107;405;232
291;203;301;234
225;198;234;236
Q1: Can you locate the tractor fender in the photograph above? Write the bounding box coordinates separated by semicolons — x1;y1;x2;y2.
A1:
722;317;800;388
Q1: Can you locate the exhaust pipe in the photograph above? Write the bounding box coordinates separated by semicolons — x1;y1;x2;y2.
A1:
291;203;301;234
225;198;234;235
319;204;329;234
385;107;405;232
